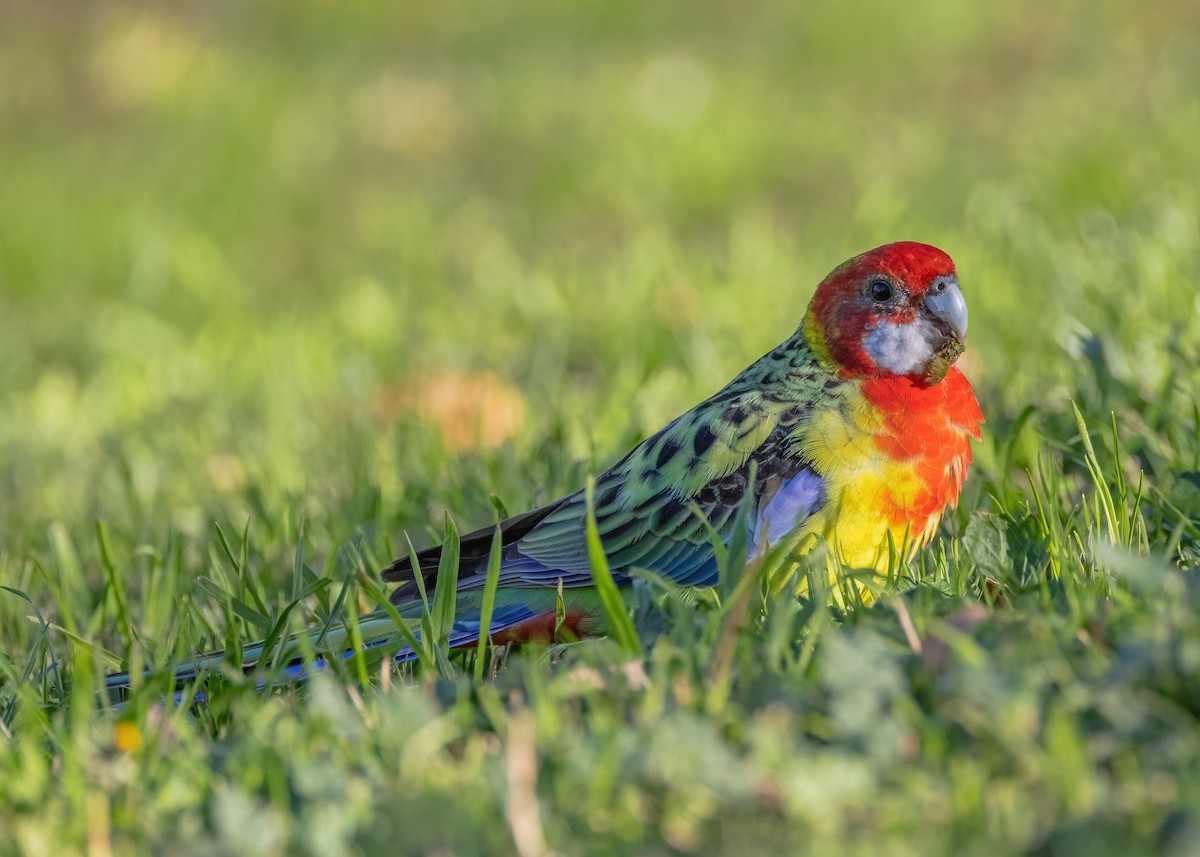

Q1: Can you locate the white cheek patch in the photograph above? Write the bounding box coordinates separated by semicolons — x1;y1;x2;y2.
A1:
863;317;936;375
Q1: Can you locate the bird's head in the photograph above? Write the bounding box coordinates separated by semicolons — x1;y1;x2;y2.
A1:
803;242;969;384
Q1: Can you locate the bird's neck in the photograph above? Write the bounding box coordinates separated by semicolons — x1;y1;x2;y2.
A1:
733;326;842;403
799;310;838;372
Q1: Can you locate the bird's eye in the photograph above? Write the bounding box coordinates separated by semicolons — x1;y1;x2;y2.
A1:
870;280;893;302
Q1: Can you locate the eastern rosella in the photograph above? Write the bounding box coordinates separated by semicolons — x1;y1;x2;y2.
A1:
381;240;983;643
106;241;983;694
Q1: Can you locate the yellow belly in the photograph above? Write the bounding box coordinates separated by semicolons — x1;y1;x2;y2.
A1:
784;389;952;603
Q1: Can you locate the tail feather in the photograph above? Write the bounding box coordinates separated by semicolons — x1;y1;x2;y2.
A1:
102;603;555;701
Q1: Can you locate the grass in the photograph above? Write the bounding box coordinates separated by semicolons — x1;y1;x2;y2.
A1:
1;0;1200;854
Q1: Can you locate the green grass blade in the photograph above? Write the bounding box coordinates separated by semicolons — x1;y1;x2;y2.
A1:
474;525;504;683
312;562;358;651
192;578;271;633
430;513;461;650
353;549;434;674
585;478;642;656
291;512;307;603
95;521;133;652
404;533;436;663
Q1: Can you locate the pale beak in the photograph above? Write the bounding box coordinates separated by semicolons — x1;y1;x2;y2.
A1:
924;279;968;343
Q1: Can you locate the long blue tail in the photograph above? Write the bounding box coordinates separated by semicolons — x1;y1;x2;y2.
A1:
103;602;552;702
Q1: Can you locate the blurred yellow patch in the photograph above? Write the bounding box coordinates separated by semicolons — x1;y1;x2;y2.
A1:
634;54;711;130
206;453;246;493
90;13;200;108
374;372;525;453
114;721;142;753
350;73;460;155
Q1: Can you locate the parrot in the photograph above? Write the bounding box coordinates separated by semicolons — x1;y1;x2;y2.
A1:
105;241;983;695
377;240;983;640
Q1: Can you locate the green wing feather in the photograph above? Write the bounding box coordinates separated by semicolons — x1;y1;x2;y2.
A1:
512;335;829;587
384;330;838;597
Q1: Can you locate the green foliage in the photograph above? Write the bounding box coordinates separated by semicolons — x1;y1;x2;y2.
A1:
2;0;1200;854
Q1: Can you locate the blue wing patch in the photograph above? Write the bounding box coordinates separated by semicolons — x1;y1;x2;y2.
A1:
752;468;823;548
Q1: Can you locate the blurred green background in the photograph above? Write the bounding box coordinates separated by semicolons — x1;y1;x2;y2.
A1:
3;2;1200;856
2;0;1196;550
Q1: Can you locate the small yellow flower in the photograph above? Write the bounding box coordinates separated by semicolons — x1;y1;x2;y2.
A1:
115;721;143;753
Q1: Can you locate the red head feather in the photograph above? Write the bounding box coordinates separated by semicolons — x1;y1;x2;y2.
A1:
805;242;962;379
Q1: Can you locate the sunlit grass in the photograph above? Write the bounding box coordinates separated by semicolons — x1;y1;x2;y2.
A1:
1;0;1199;854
